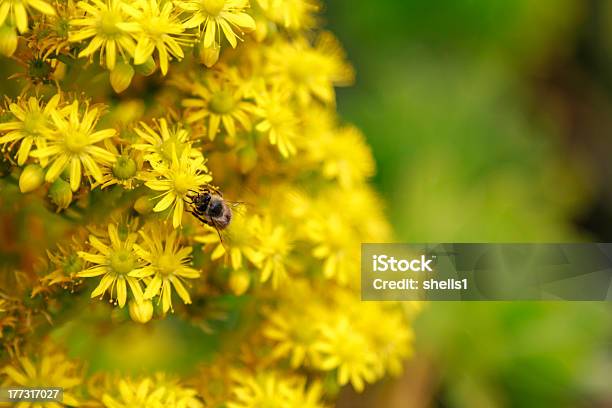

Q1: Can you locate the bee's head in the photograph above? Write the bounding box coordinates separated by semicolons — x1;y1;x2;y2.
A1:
193;192;212;212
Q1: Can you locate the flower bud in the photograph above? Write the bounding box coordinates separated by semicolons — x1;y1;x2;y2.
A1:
199;41;220;68
112;155;137;180
129;300;153;324
49;178;72;211
19;164;44;193
0;25;18;57
110;62;135;93
134;56;156;76
229;269;250;295
134;195;154;214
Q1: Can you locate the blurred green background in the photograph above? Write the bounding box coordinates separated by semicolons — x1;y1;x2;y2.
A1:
325;1;612;407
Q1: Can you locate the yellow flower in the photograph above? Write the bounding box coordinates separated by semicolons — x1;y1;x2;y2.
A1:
362;304;413;377
266;34;353;106
94;140;145;189
178;0;255;51
308;211;358;285
256;0;318;30
307;126;374;188
69;0;138;69
2;348;82;406
263;294;325;368
328;186;391;242
314;316;379;393
30;99;117;191
255;88;299;157
227;371;326;408
0;0;56;33
102;374;203;408
132;118;198;164
144;146;212;228
195;209;262;269
254;215;293;288
131;224;200;313
182;66;256;141
76;223;145;308
123;0;188;75
0;94;61;166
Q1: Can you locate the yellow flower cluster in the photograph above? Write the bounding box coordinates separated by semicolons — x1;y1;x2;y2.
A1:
0;0;418;405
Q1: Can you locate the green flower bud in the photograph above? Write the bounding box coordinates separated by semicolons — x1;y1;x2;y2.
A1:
134;195;154;214
19;164;44;193
229;269;250;295
134;56;156;76
110;62;135;93
112;155;137;180
49;178;72;211
0;25;18;57
129;300;153;324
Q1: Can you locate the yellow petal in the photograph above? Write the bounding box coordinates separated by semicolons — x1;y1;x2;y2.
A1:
134;39;154;65
91;274;115;298
171;277;191;304
28;0;57;15
162;280;172;312
203;21;216;48
69;157;81;191
153;192;175;212
44;154;69;182
78;251;107;264
126;277;143;304
224;12;255;31
172;198;183;227
144;275;162;299
117;277;127;307
14;3;28;33
3;366;28;385
77;266;108;277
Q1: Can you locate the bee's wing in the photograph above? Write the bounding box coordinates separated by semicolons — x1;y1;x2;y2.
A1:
224;200;251;216
206;217;228;248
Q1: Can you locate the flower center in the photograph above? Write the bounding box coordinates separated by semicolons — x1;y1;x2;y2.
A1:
157;253;180;275
143;17;164;39
202;0;226;16
64;127;90;153
108;249;135;275
209;90;236;114
288;60;311;83
173;173;192;195
22;111;45;137
99;11;121;37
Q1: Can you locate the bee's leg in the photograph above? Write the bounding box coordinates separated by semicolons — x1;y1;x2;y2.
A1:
210;219;225;247
190;210;212;226
202;185;221;195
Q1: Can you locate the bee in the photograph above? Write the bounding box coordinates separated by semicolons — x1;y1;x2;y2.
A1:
186;186;234;240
